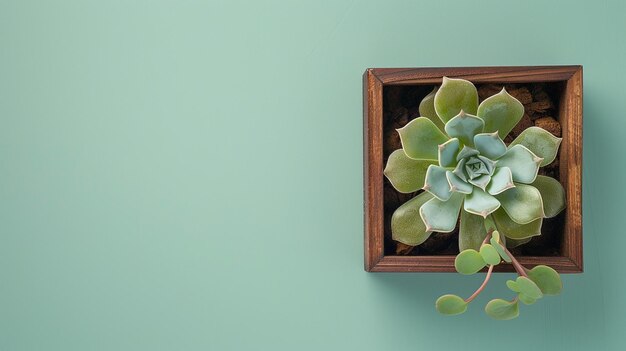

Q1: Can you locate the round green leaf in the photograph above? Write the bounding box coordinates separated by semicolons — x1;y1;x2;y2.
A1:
434;77;479;123
477;88;524;140
528;265;563;295
491;229;501;242
454;249;486;275
506;280;520;292
436;294;468;315
518;293;538;305
509;126;562;166
480;244;501;265
485;299;520;320
398;117;449;161
489;231;512;263
391;192;434;245
516;276;543;300
531;175;566;218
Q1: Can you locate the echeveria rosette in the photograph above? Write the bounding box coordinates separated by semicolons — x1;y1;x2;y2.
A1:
384;77;566;249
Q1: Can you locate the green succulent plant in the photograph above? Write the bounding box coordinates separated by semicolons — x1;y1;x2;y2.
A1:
383;77;566;319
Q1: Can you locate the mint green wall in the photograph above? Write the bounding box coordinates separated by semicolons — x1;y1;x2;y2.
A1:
0;0;622;350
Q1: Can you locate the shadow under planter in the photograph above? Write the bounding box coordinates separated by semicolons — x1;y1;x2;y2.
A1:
363;66;583;273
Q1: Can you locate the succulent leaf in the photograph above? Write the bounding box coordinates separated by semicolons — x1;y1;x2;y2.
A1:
438;138;460;167
496;145;542;184
419;86;446;131
444;111;484;147
423;165;452;201
474;132;507;160
436;294;468;315
509;126;562;167
496;184;545;224
484;215;497;232
464;188;500;218
398;117;449;161
383;150;435;193
391;192;434;245
456;145;480;161
477;156;496;175
477;88;524;139
446;171;473;194
486;167;515;195
455;249;486;275
419;192;464;233
527;265;562;295
434;77;479;123
485;299;519;320
506;237;532;248
480;244;501;265
459;210;487;251
468;174;492;191
531;175;566;218
452;158;468;182
462;156;492;181
492;208;542;240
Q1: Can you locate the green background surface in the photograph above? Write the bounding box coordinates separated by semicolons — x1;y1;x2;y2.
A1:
1;0;623;350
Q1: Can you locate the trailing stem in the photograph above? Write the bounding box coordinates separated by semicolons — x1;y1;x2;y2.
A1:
483;215;528;277
504;247;529;278
483;228;494;245
465;264;494;303
461;229;496;303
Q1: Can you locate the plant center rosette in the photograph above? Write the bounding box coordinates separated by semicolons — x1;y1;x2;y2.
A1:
383;77;566;251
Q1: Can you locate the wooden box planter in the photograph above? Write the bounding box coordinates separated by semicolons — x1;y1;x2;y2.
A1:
363;66;583;273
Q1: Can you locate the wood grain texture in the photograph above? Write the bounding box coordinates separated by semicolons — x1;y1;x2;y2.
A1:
363;70;384;271
558;67;584;272
363;66;583;273
371;66;578;85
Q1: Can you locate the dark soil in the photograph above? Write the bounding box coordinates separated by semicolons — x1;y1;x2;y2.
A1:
383;82;565;257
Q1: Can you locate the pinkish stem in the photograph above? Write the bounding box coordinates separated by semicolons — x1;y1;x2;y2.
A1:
465;264;495;303
504;247;529;278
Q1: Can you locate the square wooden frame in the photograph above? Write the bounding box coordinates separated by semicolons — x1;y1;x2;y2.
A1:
363;66;583;273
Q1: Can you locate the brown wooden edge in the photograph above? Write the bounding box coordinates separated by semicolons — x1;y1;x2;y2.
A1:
363;66;583;273
363;70;384;271
558;66;584;273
